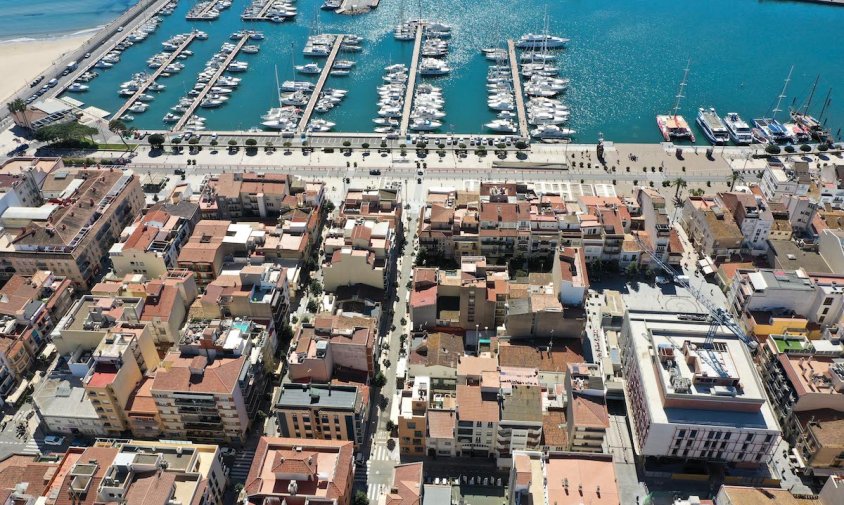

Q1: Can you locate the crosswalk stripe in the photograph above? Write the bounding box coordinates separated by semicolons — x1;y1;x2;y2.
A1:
368;483;387;503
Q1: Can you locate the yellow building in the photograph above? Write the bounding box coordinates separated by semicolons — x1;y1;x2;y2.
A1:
398;376;430;456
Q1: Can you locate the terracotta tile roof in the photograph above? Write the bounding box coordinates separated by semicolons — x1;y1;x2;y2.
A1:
152;355;244;394
456;385;498;423
271;450;318;476
542;410;569;448
427;410;456;439
54;447;119;505
126;376;157;415
385;462;423;505
457;356;498;378
497;341;584;372
0;455;59;496
124;471;177;505
410;285;436;308
570;394;609;428
410;332;463;368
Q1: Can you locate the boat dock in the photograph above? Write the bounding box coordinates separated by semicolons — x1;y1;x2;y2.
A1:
186;1;221;21
399;24;424;136
297;35;345;133
506;39;529;138
112;32;199;121
173;34;251;131
241;0;277;21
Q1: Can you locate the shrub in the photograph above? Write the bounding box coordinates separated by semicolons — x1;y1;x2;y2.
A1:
342;140;351;147
764;144;781;155
784;145;795;153
228;139;237;146
799;144;812;152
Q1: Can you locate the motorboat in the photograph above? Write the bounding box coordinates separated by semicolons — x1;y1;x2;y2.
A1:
485;119;516;133
281;91;309;106
307;119;335;132
696;107;730;145
531;124;575;139
128;102;148;113
409;118;442;131
249;31;265;40
138;94;155;102
418;58;450;76
515;33;569;49
330;69;350;76
281;81;315;92
322;0;341;9
722;112;753;145
162;112;180;123
67;82;89;92
373;118;399;126
296;63;322;74
334;60;356;70
228;61;249;72
242;45;260;54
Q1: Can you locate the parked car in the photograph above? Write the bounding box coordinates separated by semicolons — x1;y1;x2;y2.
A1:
220;448;237;458
44;435;65;446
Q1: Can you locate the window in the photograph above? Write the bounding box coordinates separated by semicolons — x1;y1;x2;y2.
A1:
678;429;686;437
765;434;773;442
746;434;753;442
690;430;698;438
823;297;833;306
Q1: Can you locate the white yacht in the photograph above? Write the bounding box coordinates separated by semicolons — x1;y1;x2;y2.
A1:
409;118;442;131
515;33;569;49
723;112;753;145
485;119;516;133
228;61;249;72
296;63;322;74
67;82;89;92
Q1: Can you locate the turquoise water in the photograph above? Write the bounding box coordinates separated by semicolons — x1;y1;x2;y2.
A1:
0;0;138;40
59;0;844;143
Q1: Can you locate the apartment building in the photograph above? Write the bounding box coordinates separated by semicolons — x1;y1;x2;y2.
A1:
718;192;774;254
323;219;395;292
496;385;543;463
199;172;324;220
508;451;620;505
384;462;423;505
109;207;195;278
681;196;744;260
91;270;198;344
761;164;810;202
288;313;377;382
339;186;403;226
407;333;463;390
728;268;844;332
551;246;589;306
176;220;264;289
197;263;290;331
125;376;161;439
0;158;45;214
0;169;144;288
274;383;369;446
0;270;73;399
566;363;609;453
767;201;794;241
757;334;844;476
455;384;499;457
620;309;780;465
398;376;430;456
50;440;227;505
409;257;507;332
634;187;671;263
243;437;354;505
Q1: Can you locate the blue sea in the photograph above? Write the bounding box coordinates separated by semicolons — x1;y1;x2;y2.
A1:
45;0;844;142
0;0;137;41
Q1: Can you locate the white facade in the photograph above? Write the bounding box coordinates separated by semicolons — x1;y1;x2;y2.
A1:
620;310;780;464
819;229;844;275
761;165;810;202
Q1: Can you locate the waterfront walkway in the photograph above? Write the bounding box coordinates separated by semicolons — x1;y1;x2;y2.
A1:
399;24;424;136
174;34;251;131
507;39;529;138
112;32;199;121
297;35;345;133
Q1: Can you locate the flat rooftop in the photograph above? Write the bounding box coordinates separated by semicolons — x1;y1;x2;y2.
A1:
275;383;359;410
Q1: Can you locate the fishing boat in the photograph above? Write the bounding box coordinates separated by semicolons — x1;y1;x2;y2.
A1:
656;61;695;142
696;107;730;145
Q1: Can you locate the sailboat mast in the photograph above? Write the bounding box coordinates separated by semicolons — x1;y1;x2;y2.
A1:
772;65;793;120
818;88;832;122
274;64;281;109
803;74;819;113
672;60;690;117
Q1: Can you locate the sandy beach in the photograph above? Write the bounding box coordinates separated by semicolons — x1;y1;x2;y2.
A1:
0;34;92;104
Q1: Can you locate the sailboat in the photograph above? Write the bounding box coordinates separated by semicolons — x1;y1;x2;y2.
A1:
790;75;832;143
753;66;793;145
656;60;695;142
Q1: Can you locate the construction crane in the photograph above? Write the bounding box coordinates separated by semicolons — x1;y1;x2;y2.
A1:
634;234;758;378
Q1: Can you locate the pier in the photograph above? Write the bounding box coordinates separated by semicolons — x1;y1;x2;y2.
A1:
506;39;529;138
241;0;277;21
186;1;221;21
399;24;424;136
112;32;198;121
297;35;345;133
173;34;251;131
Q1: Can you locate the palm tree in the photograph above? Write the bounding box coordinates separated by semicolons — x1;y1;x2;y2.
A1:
727;171;744;191
671;177;687;199
108;119;129;151
7;98;29;129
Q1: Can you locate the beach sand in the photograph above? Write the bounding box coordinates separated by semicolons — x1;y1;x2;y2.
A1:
0;34;92;103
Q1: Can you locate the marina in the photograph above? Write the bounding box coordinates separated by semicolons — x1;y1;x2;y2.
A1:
173;32;253;130
45;0;843;143
112;31;200;121
399;24;424;136
297;35;346;132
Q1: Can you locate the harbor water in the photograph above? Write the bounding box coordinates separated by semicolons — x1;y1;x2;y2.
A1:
0;0;139;41
61;0;844;142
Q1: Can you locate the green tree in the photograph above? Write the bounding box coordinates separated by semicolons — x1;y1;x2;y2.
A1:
323;200;335;214
108;119;129;151
373;371;386;388
306;299;319;313
385;420;396;432
353;491;370;505
35;121;98;146
245;138;257;147
148;133;165;149
6;98;29;129
727;171;743;191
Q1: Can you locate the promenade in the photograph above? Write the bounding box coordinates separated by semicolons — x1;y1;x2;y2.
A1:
399;25;424;136
112;32;199;121
297;35;346;133
173;34;251;131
